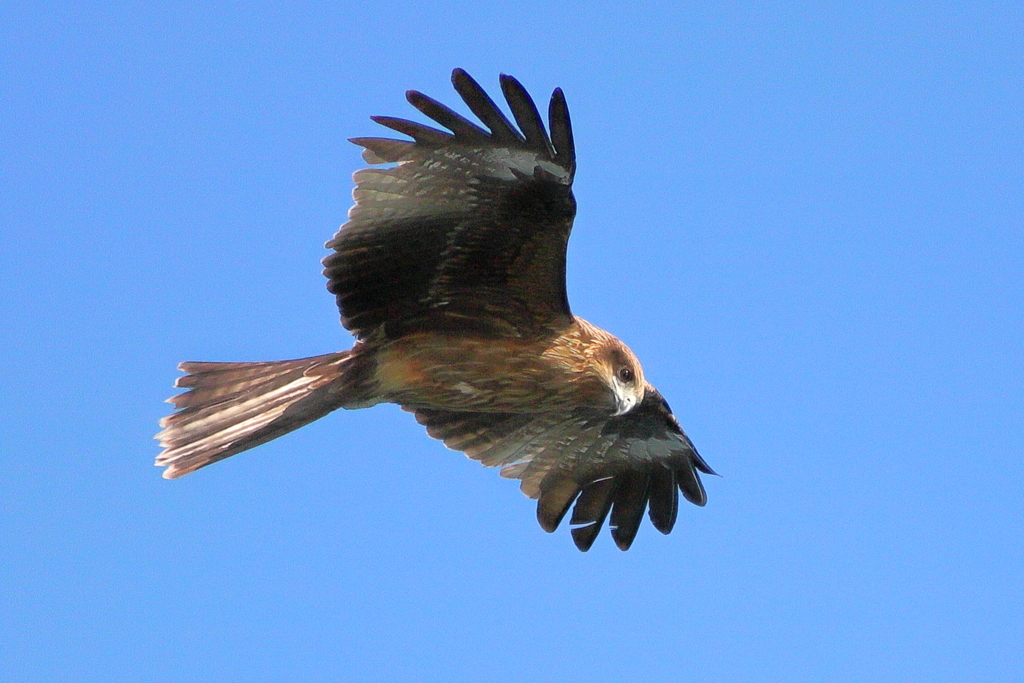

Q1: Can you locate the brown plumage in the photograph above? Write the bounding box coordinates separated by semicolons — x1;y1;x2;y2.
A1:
156;69;714;551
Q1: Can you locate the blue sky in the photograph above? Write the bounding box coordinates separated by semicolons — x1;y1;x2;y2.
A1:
3;3;1022;681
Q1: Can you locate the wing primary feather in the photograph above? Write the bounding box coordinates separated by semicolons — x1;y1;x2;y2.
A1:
669;419;717;478
349;137;414;164
451;68;523;143
690;449;718;476
368;115;452;146
405;89;490;142
536;476;580;533
570;477;618;551
677;462;708;507
499;74;552;156
548;88;575;176
609;471;651;551
647;466;679;534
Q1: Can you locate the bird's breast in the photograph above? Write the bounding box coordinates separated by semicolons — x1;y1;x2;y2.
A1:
370;330;614;413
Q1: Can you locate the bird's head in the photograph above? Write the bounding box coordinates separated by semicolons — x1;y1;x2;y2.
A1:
550;318;648;416
598;342;646;416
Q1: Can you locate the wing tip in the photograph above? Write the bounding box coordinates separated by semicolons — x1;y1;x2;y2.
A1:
571;526;599;552
362;69;575;178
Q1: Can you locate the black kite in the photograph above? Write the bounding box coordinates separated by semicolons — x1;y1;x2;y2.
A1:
156;69;715;551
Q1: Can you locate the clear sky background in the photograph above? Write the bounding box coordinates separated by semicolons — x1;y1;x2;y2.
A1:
3;3;1022;682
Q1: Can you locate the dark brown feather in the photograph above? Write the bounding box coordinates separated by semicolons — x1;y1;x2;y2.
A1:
367;115;452;146
570;478;618;551
677;461;708;506
548;88;575;174
451;69;523;143
405;89;490;142
536;475;580;533
499;74;552;155
610;470;651;550
647;466;679;534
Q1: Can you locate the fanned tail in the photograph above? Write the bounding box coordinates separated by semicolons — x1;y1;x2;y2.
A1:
155;351;363;479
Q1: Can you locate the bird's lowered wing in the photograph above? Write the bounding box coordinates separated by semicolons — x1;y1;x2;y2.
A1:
323;68;577;341
409;388;715;551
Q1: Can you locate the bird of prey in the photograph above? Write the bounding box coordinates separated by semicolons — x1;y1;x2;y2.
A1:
156;69;715;551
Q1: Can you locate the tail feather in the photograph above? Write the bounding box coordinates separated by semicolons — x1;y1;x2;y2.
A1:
155;351;356;479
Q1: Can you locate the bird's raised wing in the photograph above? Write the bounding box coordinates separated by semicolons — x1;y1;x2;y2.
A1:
323;69;577;341
409;388;715;551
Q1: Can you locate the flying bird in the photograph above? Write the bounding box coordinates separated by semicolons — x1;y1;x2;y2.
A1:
156;69;715;551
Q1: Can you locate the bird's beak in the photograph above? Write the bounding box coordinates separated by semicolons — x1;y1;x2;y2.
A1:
613;393;637;416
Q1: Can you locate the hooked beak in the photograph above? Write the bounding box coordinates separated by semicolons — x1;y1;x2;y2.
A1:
613;397;636;416
611;380;639;416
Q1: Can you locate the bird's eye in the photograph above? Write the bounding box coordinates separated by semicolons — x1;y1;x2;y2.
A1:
617;366;635;383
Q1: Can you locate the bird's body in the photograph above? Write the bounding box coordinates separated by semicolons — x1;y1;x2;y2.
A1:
370;317;640;414
157;69;714;551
